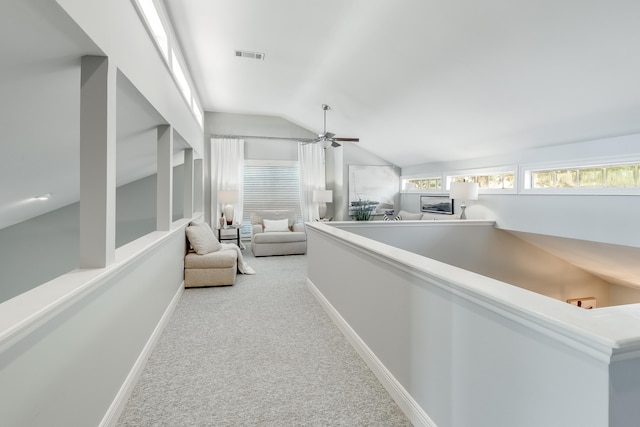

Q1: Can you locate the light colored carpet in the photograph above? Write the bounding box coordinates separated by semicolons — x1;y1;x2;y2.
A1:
117;250;412;426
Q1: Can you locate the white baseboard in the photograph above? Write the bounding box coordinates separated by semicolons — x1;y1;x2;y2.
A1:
307;279;437;427
100;283;185;427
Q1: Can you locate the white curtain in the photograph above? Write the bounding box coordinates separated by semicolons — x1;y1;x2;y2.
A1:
298;142;326;222
212;138;244;226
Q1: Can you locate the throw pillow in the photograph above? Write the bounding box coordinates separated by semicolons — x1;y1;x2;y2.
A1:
398;210;423;220
263;218;290;232
186;221;222;254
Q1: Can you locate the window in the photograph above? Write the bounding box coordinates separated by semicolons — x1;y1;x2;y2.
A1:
132;0;203;129
192;101;203;128
403;177;442;191
137;0;168;59
524;162;640;191
171;51;192;103
448;171;516;191
242;161;301;235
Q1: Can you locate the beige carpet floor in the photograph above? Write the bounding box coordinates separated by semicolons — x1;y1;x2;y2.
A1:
117;249;412;426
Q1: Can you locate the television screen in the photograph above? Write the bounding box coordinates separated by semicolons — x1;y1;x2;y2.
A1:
420;196;453;215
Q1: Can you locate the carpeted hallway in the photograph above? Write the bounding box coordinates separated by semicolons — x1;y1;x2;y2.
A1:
117;249;412;426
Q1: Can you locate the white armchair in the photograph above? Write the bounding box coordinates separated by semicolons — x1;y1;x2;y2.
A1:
250;210;307;257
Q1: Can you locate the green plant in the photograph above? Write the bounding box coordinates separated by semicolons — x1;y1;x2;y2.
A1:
352;199;373;221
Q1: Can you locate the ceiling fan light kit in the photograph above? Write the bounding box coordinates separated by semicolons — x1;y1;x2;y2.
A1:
313;104;359;148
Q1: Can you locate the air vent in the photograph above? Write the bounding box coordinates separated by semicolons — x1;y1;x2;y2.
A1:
234;50;265;60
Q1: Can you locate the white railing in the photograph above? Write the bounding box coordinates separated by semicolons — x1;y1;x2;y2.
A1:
0;218;192;426
305;221;640;427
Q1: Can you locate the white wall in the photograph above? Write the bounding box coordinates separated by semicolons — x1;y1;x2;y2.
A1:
56;0;203;153
0;226;186;426
401;133;640;248
337;221;624;307
340;143;400;220
203;112;403;223
204;111;315;224
306;222;640;427
0;3;202;425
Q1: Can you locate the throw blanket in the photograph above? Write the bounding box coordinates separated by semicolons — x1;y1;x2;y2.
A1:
221;243;256;275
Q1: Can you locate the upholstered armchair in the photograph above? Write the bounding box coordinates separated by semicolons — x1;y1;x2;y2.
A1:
250;210;307;257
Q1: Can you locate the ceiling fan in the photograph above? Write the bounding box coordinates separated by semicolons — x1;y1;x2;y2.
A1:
313;104;359;148
208;103;359;147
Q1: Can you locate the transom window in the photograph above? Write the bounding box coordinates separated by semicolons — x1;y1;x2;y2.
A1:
527;164;639;189
133;0;203;128
449;172;515;190
403;177;442;191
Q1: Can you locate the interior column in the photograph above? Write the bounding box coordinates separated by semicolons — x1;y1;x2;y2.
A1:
194;158;204;213
183;148;194;218
156;125;173;231
79;55;116;268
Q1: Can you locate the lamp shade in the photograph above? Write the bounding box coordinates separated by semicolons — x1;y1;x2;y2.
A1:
218;190;239;204
313;189;333;203
449;182;479;201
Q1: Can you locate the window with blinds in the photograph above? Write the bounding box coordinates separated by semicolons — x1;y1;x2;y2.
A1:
242;160;302;235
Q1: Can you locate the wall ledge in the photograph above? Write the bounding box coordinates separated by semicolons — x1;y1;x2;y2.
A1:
0;217;194;351
306;222;640;364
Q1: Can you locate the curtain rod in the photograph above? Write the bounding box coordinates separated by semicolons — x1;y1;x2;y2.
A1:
209;133;316;142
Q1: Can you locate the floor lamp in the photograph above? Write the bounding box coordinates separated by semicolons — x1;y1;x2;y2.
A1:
218;190;239;227
449;181;478;220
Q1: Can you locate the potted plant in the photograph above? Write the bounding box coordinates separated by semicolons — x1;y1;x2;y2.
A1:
351;199;374;221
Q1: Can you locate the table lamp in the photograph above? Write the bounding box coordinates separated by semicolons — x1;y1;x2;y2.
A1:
218;189;239;226
313;189;333;219
449;182;478;220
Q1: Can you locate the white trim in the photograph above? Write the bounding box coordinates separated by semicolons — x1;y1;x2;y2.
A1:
0;218;192;349
307;279;437;427
401;172;444;180
521;153;640;173
307;221;634;361
100;283;184;427
244;159;299;167
444;164;517;177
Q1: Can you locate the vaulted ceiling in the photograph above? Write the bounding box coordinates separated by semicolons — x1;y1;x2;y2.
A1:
165;0;640;167
2;0;640;294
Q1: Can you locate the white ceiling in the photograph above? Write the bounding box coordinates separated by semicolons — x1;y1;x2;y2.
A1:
165;0;640;167
2;1;640;293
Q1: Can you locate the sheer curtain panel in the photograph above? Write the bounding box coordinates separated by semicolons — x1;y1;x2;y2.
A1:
212;138;244;226
298;142;326;222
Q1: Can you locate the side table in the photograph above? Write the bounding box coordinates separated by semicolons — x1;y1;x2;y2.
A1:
218;226;240;246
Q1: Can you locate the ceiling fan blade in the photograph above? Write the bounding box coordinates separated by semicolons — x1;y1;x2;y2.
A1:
333;137;359;142
323;132;335;139
331;141;342;148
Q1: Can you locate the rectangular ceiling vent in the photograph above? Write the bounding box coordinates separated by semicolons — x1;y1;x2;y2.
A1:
235;50;265;60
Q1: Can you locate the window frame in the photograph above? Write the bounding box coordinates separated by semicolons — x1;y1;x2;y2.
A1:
131;0;204;129
520;156;640;195
401;174;444;193
242;159;302;236
444;165;518;195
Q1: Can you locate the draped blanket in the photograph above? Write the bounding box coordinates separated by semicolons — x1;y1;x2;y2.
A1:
221;243;255;275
